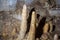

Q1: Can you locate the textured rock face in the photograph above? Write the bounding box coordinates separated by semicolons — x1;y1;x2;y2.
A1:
16;0;50;17
0;11;21;40
0;0;54;16
0;0;60;40
0;0;56;15
52;16;60;35
0;0;17;11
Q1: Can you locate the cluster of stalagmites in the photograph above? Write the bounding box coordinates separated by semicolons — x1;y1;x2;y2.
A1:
0;4;59;40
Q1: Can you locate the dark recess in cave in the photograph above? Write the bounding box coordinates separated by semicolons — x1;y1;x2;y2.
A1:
26;8;35;34
35;17;46;38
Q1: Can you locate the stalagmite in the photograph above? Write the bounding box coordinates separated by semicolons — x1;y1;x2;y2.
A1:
27;11;36;40
43;23;49;33
49;21;53;32
54;34;58;40
17;4;27;40
41;22;50;40
36;38;40;40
